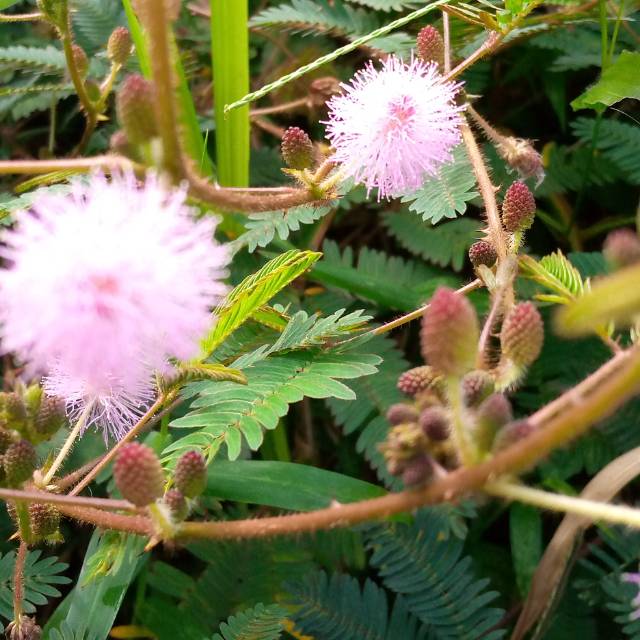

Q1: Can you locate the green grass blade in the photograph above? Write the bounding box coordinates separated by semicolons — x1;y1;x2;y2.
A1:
211;0;250;186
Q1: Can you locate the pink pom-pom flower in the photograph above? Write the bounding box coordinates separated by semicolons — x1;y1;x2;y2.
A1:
0;172;229;440
324;56;463;200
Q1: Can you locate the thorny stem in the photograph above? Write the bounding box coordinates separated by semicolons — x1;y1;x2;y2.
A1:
460;122;509;262
444;31;502;82
0;488;136;512
41;402;94;486
138;0;184;181
12;542;26;624
485;479;640;528
70;393;173;496
34;347;640;540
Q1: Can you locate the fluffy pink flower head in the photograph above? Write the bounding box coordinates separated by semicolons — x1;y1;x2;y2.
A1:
0;172;229;440
622;571;640;620
324;55;463;200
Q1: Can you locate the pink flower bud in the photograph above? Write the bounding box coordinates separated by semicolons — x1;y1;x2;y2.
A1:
500;302;543;368
114;443;164;506
502;182;536;232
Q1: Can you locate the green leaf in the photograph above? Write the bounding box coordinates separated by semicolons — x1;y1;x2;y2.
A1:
400;144;479;224
212;603;286;640
206;460;385;510
0;550;70;632
0;45;66;72
309;240;457;311
572;51;640;111
0;1;22;9
211;0;250;185
289;571;428;640
519;250;585;305
510;503;543;597
383;212;481;272
43;532;145;640
200;250;321;358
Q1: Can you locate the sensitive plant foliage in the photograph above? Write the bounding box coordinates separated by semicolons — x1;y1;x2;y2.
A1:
0;0;638;638
0;172;228;439
325;55;463;199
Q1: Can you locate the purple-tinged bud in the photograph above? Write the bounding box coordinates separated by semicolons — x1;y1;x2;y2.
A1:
492;419;535;452
386;403;419;425
397;366;442;397
502;182;536;233
29;502;60;538
462;370;494;407
164;488;188;521
416;26;444;68
34;396;65;438
469;240;497;268
174;450;207;498
421;287;479;377
501;302;543;368
7;616;42;640
603;229;640;270
107;26;132;65
114;443;164;507
496;137;544;185
418;407;450;441
71;44;88;78
401;454;434;486
4;440;36;486
281;127;314;170
475;393;512;451
116;74;158;145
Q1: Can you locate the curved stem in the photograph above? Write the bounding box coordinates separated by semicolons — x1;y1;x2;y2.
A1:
41;402;93;486
0;488;135;512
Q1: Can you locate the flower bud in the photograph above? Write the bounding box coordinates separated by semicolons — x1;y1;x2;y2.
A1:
107;26;132;66
164;488;188;521
500;302;543;368
475;393;512;451
4;440;37;486
397;366;442;397
174;450;207;498
3;392;27;430
603;229;640;270
386;403;419;425
418;407;449;441
114;443;164;506
29;502;60;538
281;127;314;170
421;287;479;377
492;419;535;452
501;182;536;233
462;370;494;407
401;453;434;486
416;26;444;68
116;74;158;145
496;137;544;185
468;240;497;268
7;616;42;640
34;396;66;439
71;44;88;78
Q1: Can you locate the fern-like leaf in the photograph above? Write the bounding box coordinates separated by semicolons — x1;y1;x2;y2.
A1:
0;45;66;72
200;250;321;358
289;570;428;640
212;603;286;640
71;0;125;53
571;118;640;185
400;144;479;224
365;510;505;639
0;550;70;631
384;212;481;272
519;250;585;305
165;348;380;461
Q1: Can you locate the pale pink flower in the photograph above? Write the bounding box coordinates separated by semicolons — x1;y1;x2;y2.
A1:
0;172;228;440
324;56;463;200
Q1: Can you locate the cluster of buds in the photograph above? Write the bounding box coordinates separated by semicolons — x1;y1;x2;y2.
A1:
380;286;543;484
114;444;207;526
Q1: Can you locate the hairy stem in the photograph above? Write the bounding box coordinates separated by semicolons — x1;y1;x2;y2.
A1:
12;542;27;623
41;402;93;486
0;488;135;512
0;156;138;175
0;12;43;22
486;479;640;527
